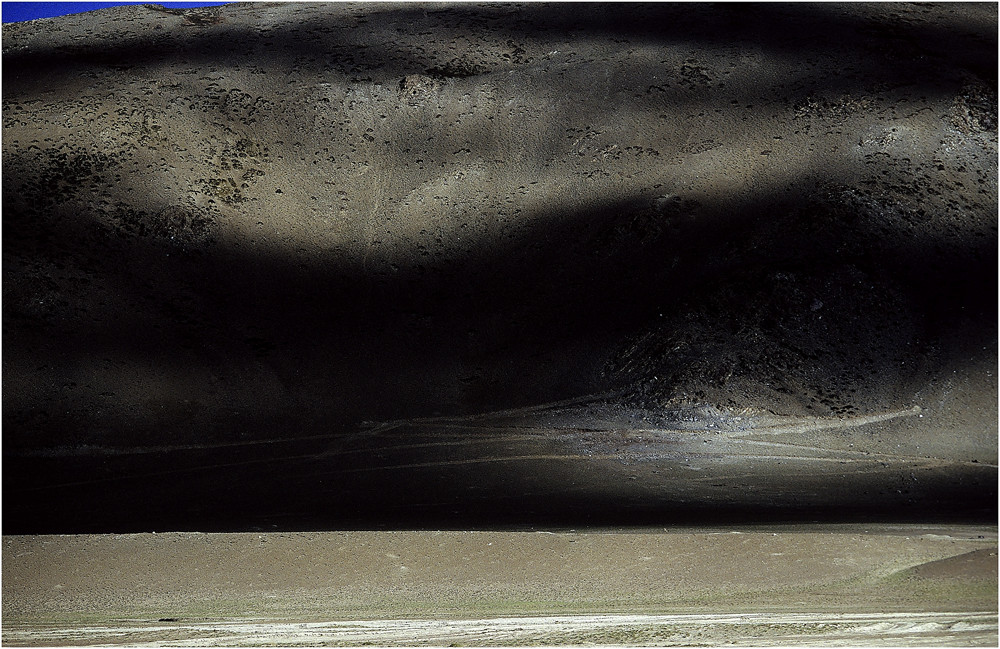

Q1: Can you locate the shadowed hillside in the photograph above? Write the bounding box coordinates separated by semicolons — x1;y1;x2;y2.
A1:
3;2;996;532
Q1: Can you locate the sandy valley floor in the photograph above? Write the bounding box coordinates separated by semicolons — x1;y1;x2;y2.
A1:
3;526;997;646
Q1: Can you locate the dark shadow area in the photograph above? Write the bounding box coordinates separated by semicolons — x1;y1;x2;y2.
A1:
3;177;996;531
3;172;994;429
3;418;997;534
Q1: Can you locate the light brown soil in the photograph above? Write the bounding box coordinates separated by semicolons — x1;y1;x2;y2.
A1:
2;526;997;646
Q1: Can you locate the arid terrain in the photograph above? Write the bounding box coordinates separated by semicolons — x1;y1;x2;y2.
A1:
2;1;997;645
3;526;997;646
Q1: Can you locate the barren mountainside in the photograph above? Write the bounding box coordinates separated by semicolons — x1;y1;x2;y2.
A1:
2;2;997;531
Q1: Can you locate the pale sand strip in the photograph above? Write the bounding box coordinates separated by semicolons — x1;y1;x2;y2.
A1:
4;611;997;647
